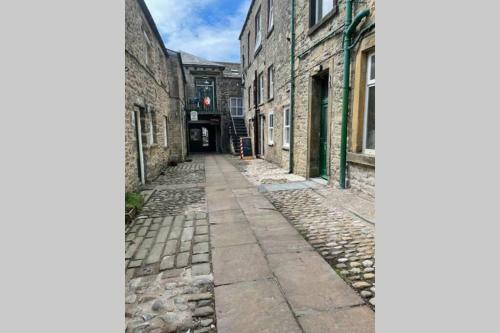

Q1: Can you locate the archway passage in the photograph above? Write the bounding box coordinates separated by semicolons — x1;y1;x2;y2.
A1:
189;124;216;152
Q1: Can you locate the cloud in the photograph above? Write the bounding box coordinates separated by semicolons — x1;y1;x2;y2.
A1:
144;0;251;62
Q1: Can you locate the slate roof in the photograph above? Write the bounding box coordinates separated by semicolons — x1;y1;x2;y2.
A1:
180;51;225;68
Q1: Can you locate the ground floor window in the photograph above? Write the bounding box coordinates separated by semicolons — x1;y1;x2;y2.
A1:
283;107;290;148
363;52;375;153
268;110;274;145
163;116;168;147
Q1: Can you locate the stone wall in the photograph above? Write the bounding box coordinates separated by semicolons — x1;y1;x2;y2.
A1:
125;0;186;193
240;0;375;195
348;163;375;198
240;0;292;168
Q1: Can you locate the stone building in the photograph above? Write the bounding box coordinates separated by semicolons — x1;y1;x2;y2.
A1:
240;0;292;168
240;0;375;198
125;0;187;193
181;52;244;154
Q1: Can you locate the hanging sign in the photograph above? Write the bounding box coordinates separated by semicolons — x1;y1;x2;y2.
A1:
190;111;198;121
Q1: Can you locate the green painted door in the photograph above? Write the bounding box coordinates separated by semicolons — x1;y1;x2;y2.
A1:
319;84;328;179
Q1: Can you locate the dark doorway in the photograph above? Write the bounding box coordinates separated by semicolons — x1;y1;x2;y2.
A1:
254;110;261;157
319;78;328;179
189;124;216;152
309;73;329;179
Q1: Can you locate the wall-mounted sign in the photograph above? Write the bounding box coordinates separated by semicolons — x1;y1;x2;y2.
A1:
190;111;198;121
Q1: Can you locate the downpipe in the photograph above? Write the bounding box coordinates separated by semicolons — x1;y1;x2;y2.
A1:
289;0;296;173
339;2;370;188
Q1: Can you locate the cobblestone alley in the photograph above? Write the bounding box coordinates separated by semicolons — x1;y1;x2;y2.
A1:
125;154;375;333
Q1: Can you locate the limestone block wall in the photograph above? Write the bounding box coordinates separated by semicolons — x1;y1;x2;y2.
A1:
241;0;292;169
125;0;185;193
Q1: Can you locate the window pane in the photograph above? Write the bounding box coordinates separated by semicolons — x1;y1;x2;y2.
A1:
365;86;375;150
323;0;333;18
370;54;375;81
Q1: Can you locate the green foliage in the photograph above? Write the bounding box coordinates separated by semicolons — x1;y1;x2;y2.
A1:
125;192;144;211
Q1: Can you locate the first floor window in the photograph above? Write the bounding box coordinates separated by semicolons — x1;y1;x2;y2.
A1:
163;116;168;147
268;66;274;100
310;0;335;26
363;52;375;153
268;110;274;145
230;97;243;116
255;8;262;51
268;0;274;31
283;107;290;148
258;72;264;104
248;86;252;109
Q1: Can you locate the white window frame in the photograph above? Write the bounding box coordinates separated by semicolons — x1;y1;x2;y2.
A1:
230;97;244;117
148;109;154;146
255;8;262;51
268;110;274;145
258;73;264;104
362;52;375;154
268;0;274;32
283;107;290;148
163;116;168;147
268;66;274;100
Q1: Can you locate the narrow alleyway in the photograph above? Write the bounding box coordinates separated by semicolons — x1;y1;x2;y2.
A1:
125;154;374;333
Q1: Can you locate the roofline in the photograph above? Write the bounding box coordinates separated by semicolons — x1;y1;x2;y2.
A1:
182;63;225;69
239;0;257;40
137;0;170;59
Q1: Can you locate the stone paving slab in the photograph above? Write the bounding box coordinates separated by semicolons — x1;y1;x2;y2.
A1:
298;306;375;333
208;209;247;225
210;223;257;248
212;243;272;286
214;279;302;333
267;251;364;313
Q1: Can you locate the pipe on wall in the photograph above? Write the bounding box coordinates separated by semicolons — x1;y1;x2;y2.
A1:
339;1;370;188
289;0;296;173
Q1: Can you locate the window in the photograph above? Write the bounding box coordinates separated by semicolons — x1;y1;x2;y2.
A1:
268;110;274;145
268;66;274;100
258;72;264;104
230;97;243;117
283;107;290;148
163;116;168;147
242;54;245;69
247;31;251;61
248;86;252;109
268;0;274;32
143;28;153;66
255;8;262;51
310;0;335;27
363;53;375;153
148;107;156;145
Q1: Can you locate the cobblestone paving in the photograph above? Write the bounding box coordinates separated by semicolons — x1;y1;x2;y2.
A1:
227;156;376;308
138;187;206;217
125;156;216;333
151;162;205;186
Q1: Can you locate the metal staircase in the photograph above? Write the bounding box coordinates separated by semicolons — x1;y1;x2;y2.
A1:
229;116;248;155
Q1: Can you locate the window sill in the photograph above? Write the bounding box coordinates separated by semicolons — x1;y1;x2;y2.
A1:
282;146;290;151
308;9;337;36
347;152;375;167
267;96;274;103
268;143;274;147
